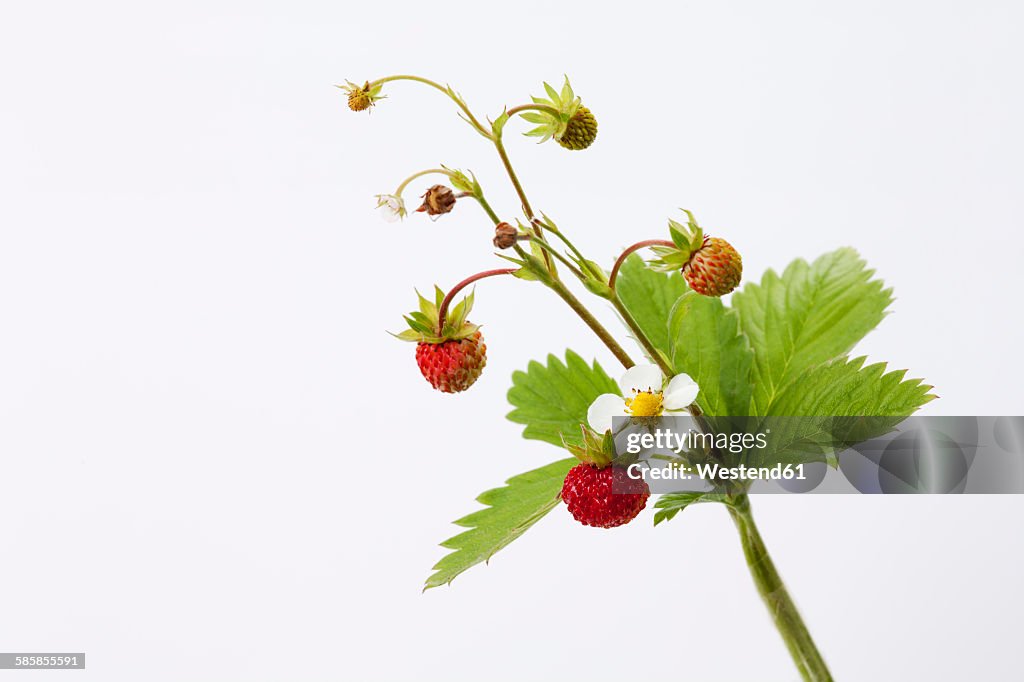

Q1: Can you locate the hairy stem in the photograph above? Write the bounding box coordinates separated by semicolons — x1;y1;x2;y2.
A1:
728;496;834;682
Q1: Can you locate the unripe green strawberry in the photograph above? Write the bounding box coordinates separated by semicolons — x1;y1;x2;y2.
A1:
518;78;597;151
684;237;743;297
650;211;743;297
557;106;598;150
415;332;487;393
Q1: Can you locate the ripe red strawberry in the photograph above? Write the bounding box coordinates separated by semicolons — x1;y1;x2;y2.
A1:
415;332;487;393
394;287;487;393
683;237;743;297
561;463;650;528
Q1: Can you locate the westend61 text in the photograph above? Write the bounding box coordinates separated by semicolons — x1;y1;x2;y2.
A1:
627;462;808;482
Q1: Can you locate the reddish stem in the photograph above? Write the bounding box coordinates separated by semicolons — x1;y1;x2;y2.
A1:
608;239;675;290
437;268;517;334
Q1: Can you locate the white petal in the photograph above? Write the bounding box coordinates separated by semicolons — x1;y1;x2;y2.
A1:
663;373;700;410
587;393;627;433
618;364;664;395
378;204;400;223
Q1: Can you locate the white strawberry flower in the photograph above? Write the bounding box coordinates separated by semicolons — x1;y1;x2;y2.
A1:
375;194;406;222
587;364;700;433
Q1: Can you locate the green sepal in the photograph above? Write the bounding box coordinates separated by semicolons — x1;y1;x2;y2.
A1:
561;424;616;468
517;77;582;144
441;165;480;196
650;210;706;272
393;287;480;344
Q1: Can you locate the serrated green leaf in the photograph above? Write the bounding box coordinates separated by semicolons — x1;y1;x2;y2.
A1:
652;492;729;526
668;292;754;418
425;458;576;589
770;356;935;417
615;255;689;356
746;356;936;467
731;248;894;415
507;350;619;448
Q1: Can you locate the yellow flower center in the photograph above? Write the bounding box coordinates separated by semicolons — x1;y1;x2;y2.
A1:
625;390;664;417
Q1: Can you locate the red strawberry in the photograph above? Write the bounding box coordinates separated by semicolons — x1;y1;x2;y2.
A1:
415;332;487;393
394;287;486;393
683;237;743;297
561;463;650;528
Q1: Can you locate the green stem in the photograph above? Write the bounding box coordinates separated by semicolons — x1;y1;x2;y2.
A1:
475;195;501;225
394;168;451;196
728;495;834;682
549;279;635;369
370;75;492;138
528;236;586;280
505;103;561;118
493;130;554;273
609;294;674;376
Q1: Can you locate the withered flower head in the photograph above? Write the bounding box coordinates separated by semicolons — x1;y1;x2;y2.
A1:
416;185;457;216
493;222;518;249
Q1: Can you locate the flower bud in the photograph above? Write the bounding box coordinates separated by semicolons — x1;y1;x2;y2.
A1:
416;185;457;216
493;222;518;249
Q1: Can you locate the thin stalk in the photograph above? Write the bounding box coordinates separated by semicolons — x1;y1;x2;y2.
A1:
493;132;553;273
608;239;674;290
370;75;492;138
475;195;501;225
394;168;452;196
728;495;834;682
437;269;516;334
528;236;586;280
609;294;673;376
505;103;561;118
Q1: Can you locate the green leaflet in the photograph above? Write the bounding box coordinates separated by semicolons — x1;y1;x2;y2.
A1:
424;458;576;590
506;350;619;448
652;492;730;526
668;292;754;418
731;248;894;416
615;254;688;357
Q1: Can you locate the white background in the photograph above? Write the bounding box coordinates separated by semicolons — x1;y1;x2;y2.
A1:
1;1;1022;680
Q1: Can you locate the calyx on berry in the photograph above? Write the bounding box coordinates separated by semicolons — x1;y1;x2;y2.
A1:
561;424;617;469
649;210;743;297
518;77;597;150
393;287;480;344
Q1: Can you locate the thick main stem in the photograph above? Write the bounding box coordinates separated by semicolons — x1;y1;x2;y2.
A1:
728;496;833;682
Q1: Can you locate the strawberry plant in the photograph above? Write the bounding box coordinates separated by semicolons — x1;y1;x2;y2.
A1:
341;75;934;682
